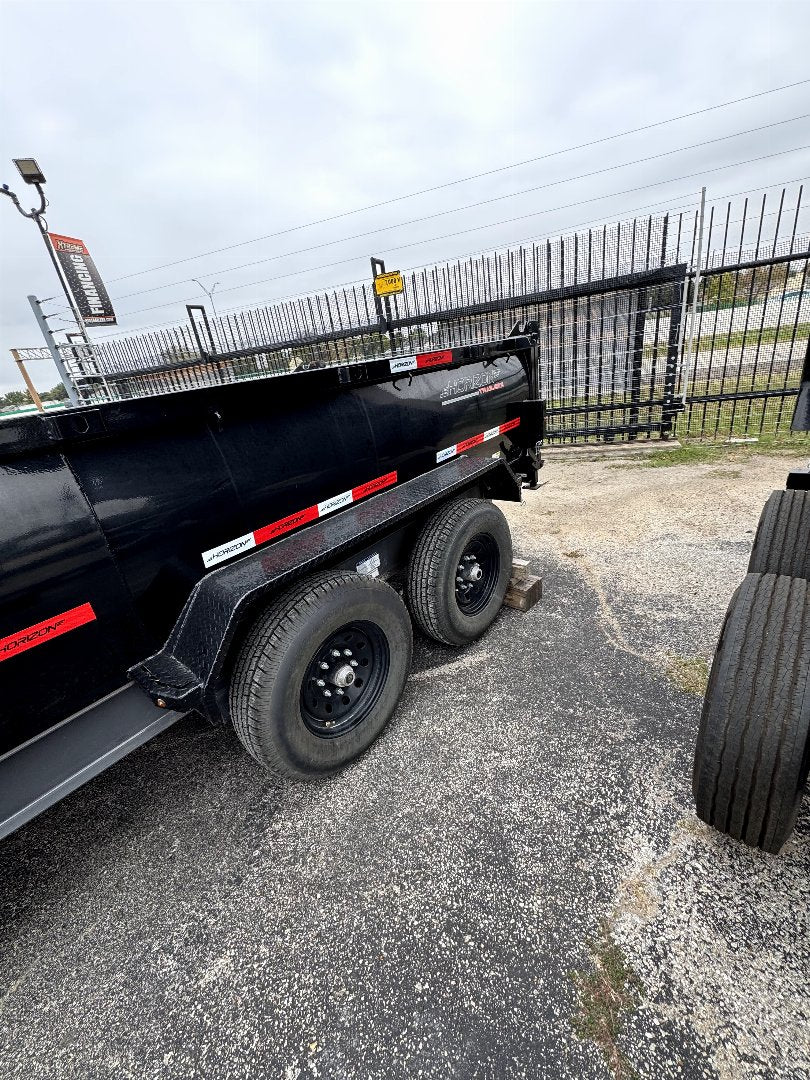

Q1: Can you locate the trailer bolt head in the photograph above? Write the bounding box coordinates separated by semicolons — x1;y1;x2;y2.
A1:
156;698;167;709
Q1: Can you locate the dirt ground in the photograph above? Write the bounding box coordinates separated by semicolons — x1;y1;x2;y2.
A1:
507;446;810;657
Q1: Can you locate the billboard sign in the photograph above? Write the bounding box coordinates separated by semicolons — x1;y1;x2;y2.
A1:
48;232;117;326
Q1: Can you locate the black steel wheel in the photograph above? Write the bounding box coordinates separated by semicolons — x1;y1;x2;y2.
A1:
300;621;390;738
748;489;810;580
230;571;412;778
693;573;810;854
407;497;512;646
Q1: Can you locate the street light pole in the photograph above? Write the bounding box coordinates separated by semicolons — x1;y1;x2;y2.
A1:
192;279;221;317
1;159;92;347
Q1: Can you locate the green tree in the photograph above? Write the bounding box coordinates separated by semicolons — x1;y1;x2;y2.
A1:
40;384;68;402
1;390;32;407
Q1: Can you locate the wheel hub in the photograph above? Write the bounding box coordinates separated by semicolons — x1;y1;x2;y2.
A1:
300;622;389;738
330;663;356;688
454;535;500;615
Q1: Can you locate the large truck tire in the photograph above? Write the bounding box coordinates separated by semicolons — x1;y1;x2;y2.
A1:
229;571;412;778
693;573;810;854
748;489;810;580
407;497;512;646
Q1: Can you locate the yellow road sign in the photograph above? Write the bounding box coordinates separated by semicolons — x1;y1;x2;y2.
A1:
374;271;404;296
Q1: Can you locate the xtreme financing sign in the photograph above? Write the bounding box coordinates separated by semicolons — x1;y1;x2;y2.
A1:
48;232;117;326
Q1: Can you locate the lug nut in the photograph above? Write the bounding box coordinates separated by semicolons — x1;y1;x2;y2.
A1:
323;689;332;698
315;678;325;687
456;575;464;583
319;661;329;670
330;649;341;658
349;659;358;667
343;649;352;657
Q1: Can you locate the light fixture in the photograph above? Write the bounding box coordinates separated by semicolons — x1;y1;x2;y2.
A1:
13;158;46;185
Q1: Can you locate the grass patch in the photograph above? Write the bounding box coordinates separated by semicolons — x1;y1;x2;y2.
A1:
688;320;810;357
611;431;810;469
571;921;643;1079
665;655;710;697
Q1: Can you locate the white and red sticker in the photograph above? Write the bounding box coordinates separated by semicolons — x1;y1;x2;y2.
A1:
436;418;520;463
389;350;453;375
202;471;398;569
0;602;97;664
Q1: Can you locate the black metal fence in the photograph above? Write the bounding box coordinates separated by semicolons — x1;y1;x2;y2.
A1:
51;184;810;443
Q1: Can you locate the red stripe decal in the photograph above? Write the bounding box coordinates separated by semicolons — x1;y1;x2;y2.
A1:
500;418;521;433
0;603;96;664
416;350;452;368
456;433;485;452
352;470;398;501
254;504;319;545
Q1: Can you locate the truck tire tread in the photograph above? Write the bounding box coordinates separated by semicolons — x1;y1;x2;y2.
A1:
693;573;810;853
230;571;411;777
407;497;512;646
748;490;810;580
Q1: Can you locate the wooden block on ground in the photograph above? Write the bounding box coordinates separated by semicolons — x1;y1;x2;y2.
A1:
511;557;531;580
504;573;542;612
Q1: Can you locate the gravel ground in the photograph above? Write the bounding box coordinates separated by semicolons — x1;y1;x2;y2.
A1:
1;447;808;1080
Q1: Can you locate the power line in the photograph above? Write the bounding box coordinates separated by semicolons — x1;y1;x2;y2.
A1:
102;77;810;286
111;143;810;319
98;111;809;310
89;192;702;340
87;174;808;341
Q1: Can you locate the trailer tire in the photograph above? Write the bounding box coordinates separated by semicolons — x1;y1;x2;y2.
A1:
407;497;512;646
693;573;810;854
748;490;810;580
230;571;412;778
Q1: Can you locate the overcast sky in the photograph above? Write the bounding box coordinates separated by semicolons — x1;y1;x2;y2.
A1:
1;0;808;393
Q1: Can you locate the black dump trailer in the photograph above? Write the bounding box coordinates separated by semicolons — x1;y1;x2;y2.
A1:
693;339;810;853
0;332;544;838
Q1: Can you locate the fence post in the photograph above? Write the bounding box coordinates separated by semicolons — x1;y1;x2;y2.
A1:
628;288;647;440
186;304;215;357
370;256;395;353
660;275;686;438
680;186;707;407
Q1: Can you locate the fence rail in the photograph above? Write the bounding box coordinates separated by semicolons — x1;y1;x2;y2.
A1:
11;183;810;443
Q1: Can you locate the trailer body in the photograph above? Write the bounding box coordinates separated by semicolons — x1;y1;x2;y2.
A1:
1;337;543;836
